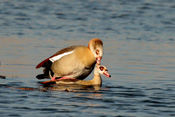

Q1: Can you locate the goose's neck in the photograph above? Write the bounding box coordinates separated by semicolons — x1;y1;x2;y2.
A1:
90;66;102;86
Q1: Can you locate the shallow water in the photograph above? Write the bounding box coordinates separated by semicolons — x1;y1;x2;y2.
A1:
0;0;175;116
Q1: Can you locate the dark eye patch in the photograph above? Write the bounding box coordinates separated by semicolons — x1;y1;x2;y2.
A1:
96;49;99;55
99;66;104;71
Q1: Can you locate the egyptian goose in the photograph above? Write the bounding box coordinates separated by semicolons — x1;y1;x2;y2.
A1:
40;64;111;86
36;38;103;80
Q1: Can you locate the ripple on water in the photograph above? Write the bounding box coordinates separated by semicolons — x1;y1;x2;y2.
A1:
1;0;175;116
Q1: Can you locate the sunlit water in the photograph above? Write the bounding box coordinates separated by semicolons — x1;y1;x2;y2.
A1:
0;0;175;116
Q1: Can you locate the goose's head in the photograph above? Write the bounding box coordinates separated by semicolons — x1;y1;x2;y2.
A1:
97;65;111;78
88;38;103;65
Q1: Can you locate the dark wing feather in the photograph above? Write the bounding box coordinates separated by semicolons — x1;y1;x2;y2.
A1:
35;46;79;69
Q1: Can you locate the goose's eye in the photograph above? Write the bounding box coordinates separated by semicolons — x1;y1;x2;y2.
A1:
99;66;104;71
96;49;99;55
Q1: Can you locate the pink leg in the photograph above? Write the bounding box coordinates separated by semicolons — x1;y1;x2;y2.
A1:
51;76;56;81
57;77;76;80
51;77;76;81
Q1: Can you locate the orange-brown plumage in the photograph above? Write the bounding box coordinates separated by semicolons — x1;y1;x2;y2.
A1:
36;38;103;80
40;64;111;86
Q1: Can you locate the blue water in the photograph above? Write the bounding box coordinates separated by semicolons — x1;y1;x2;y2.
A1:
0;0;175;116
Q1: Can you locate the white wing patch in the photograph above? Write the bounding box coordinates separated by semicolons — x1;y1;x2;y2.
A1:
49;50;74;62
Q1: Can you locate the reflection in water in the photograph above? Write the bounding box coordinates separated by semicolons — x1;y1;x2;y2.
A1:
42;84;102;92
0;83;102;93
1;0;175;116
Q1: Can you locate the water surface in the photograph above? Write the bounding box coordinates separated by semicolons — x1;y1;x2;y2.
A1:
0;0;175;116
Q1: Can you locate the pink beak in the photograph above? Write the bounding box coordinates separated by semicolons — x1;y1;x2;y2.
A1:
96;57;102;65
103;71;111;78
